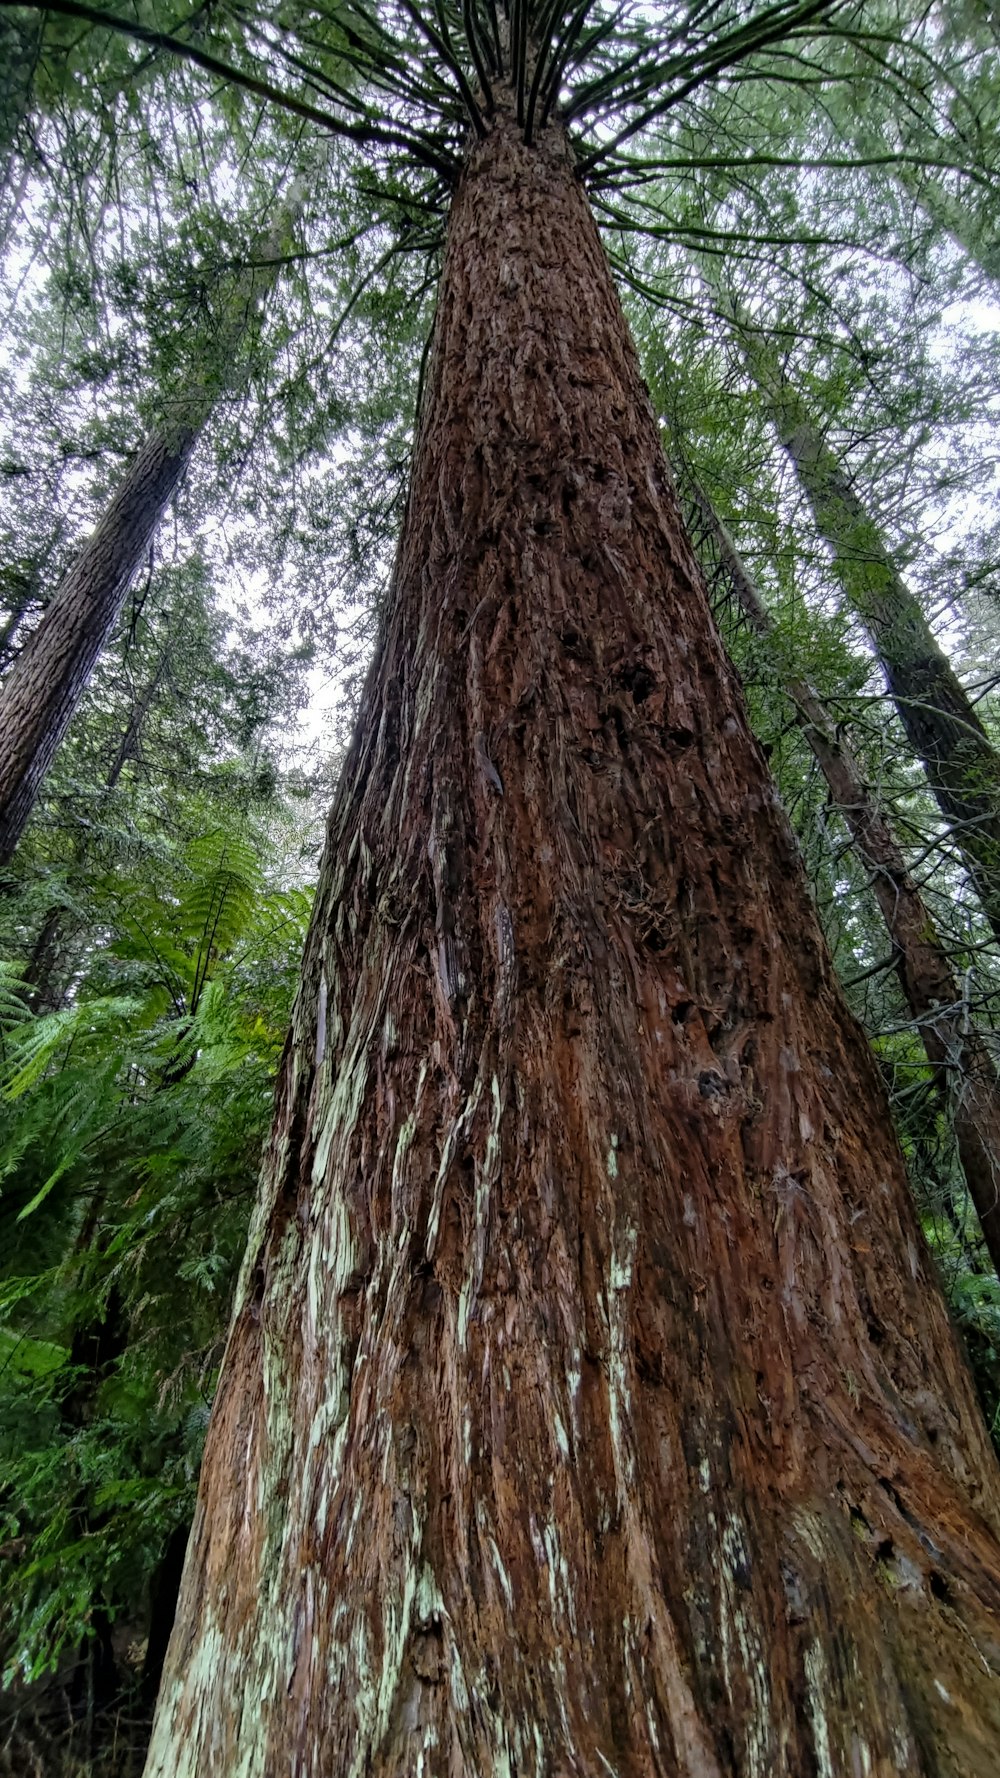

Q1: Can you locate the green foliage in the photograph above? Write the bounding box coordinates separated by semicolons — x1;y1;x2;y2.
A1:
0;800;311;1685
0;534;317;1699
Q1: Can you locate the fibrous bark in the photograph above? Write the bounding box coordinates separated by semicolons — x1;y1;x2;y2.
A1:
685;470;1000;1282
147;110;1000;1778
713;287;1000;949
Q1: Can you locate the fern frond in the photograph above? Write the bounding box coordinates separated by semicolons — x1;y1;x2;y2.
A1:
0;961;29;1030
3;997;141;1100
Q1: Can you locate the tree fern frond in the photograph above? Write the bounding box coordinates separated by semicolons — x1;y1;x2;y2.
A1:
0;960;29;1029
2;996;141;1100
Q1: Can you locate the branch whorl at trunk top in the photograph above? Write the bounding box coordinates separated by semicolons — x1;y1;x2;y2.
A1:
7;0;873;210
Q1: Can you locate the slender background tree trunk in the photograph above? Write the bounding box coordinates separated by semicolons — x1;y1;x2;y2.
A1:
709;281;1000;948
0;205;296;866
684;468;1000;1281
0;7;38;241
894;162;1000;282
21;636;175;1012
0;422;196;865
147;111;1000;1778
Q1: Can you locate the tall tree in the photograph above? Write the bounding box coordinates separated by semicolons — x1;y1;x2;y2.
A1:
138;31;1000;1778
0;423;196;864
681;463;1000;1281
704;279;1000;948
0;199;302;864
0;8;38;226
3;0;999;1768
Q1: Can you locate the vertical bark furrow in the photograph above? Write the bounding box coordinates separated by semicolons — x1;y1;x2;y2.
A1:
147;111;1000;1778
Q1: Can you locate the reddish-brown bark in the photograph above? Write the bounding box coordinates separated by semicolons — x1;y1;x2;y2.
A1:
147;111;1000;1777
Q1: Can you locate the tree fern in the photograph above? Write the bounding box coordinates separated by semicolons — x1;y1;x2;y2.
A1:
0;782;312;1686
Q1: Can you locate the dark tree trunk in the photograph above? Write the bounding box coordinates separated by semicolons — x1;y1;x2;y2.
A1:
0;204;292;866
64;1286;128;1723
21;638;173;1012
23;900;71;1012
0;7;38;237
0;424;196;865
105;639;171;791
141;1522;192;1710
685;471;1000;1282
146;112;1000;1778
715;290;1000;948
67;1606;118;1726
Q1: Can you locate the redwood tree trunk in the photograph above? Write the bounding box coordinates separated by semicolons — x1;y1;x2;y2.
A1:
685;471;1000;1282
0;422;196;864
146;112;1000;1777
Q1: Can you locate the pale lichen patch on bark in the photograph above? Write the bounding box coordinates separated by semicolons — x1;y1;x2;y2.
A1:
310;1028;373;1192
424;1077;482;1259
715;1511;773;1778
803;1642;836;1778
356;1525;424;1775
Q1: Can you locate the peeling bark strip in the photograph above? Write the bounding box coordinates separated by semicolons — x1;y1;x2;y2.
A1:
686;474;1000;1284
147;112;1000;1778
